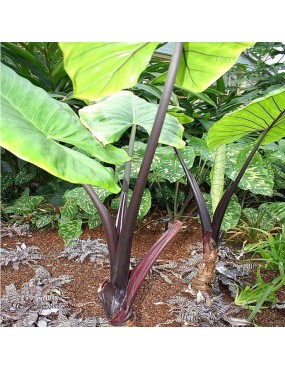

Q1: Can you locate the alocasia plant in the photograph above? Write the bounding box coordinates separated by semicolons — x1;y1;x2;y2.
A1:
175;86;285;294
1;41;254;325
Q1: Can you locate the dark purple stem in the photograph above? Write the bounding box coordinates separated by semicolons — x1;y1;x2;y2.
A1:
115;123;137;235
109;220;182;325
174;147;212;253
126;221;182;307
82;184;117;263
111;42;184;291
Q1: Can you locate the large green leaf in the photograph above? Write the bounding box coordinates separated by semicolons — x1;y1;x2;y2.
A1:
79;91;185;148
207;87;285;150
225;144;274;196
1;64;129;166
115;142;195;183
177;42;254;93
59;42;160;100
0;64;121;192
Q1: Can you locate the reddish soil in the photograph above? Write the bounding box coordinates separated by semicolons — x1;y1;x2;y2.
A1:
1;215;284;327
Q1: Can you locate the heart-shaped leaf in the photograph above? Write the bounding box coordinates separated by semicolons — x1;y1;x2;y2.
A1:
59;42;160;100
207;87;285;150
0;64;121;192
177;42;254;92
79;91;185;148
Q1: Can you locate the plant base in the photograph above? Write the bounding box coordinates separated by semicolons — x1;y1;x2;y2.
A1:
191;250;218;295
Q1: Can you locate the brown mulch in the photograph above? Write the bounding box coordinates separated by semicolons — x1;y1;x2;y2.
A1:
1;216;284;327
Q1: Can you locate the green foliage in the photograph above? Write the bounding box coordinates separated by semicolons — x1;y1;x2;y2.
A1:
176;42;254;93
207;86;285;150
2;41;283;250
1;163;37;201
1;42;72;94
210;144;226;212
4;188;44;215
59;42;160;100
228;202;285;243
235;267;285;321
59;42;253;100
114;142;195;219
1;148;43;202
58;185;112;244
116;142;195;183
112;188;152;219
263;139;285;193
152;146;195;183
244;226;285;274
58;219;83;244
79;91;185;148
203;193;242;232
225;144;274;196
228;42;285;101
0;63;124;192
2;188;60;229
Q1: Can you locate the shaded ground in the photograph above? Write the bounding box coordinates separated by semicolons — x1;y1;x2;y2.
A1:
1;215;284;327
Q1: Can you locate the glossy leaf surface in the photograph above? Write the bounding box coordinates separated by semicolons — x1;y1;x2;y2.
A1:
207;87;285;150
59;42;160;100
79;91;185;148
177;42;254;92
0;64;121;192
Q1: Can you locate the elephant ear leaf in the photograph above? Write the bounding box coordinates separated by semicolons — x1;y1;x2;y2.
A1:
59;42;160;100
207;86;285;150
79;91;185;148
177;42;254;93
0;63;120;193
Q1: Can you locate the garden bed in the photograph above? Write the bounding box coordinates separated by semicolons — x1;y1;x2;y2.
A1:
1;215;285;327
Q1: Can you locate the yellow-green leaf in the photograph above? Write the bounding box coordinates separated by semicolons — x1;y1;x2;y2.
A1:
59;42;160;100
177;42;254;92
